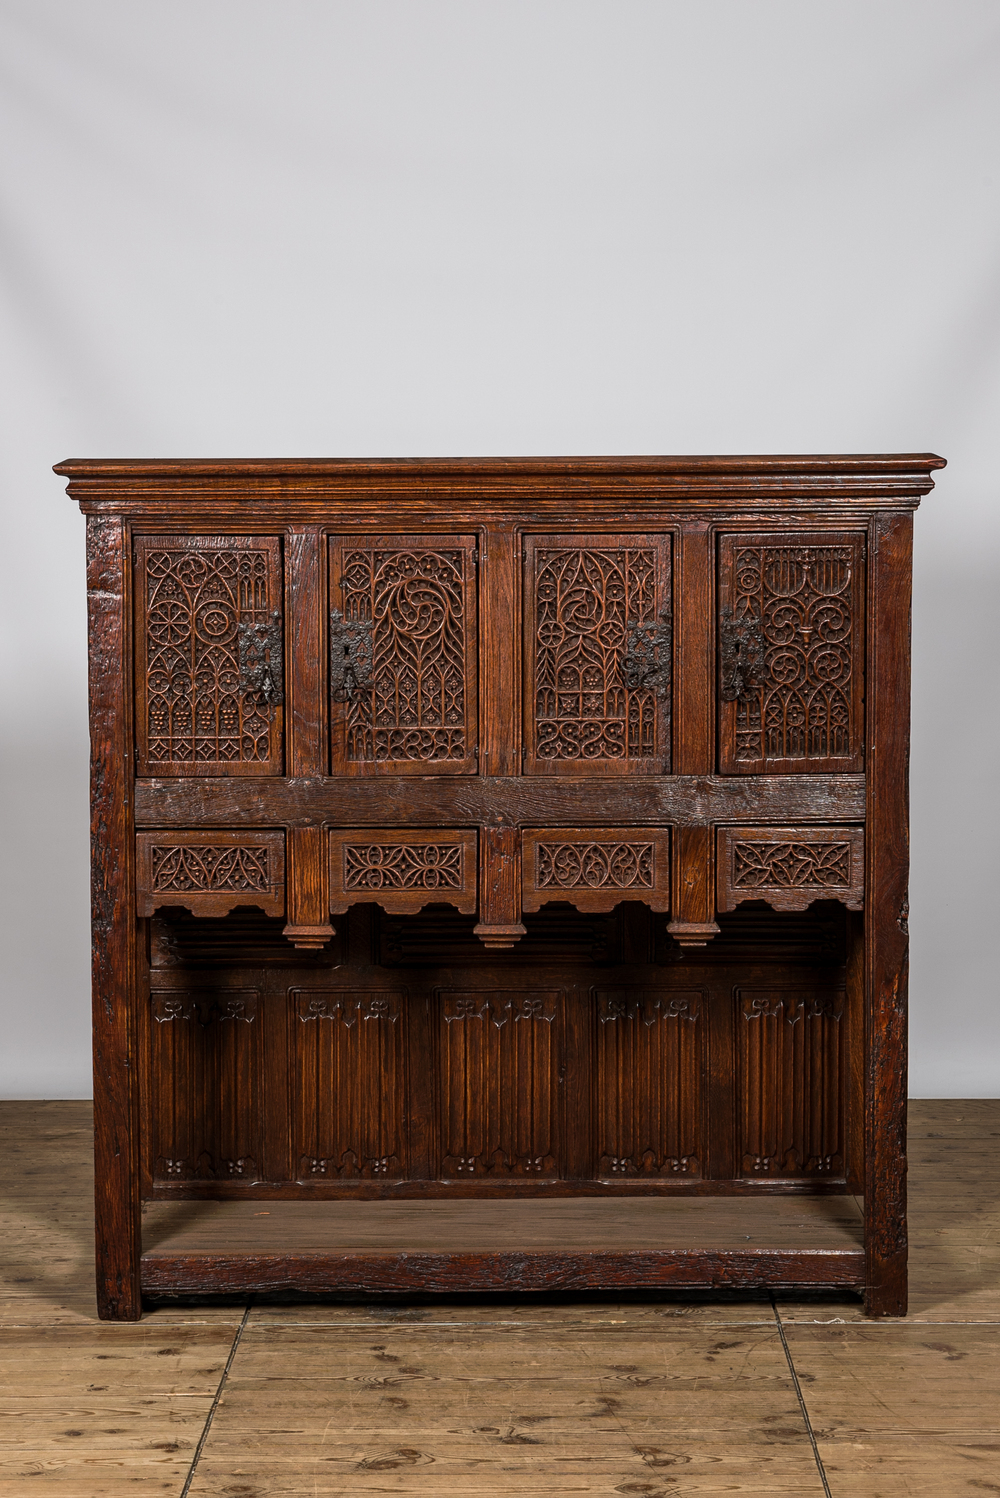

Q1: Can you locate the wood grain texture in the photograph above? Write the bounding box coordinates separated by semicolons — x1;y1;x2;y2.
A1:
863;514;913;1317
135;771;868;827
60;455;944;1319
718;825;864;914
87;516;142;1321
135;829;285;918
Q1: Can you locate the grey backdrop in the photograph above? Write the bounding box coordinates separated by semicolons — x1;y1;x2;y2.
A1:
2;0;998;1097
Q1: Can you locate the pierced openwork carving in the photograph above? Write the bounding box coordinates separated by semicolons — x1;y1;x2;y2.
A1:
136;831;285;918
151;844;272;894
329;828;477;915
537;842;654;891
331;540;476;769
734;840;851;890
136;537;283;773
345;843;463;891
718;826;864;913
525;537;672;772
718;534;864;772
522;827;670;915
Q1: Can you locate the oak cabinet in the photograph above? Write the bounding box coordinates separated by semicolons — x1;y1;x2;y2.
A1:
58;453;944;1319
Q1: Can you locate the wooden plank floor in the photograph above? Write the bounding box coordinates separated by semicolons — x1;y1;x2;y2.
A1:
1;1100;998;1496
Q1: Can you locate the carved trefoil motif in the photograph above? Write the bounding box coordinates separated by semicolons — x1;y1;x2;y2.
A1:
595;990;703;1178
136;831;285;918
329;535;478;774
149;989;262;1183
717;826;864;913
718;532;865;773
135;535;284;775
738;988;846;1178
291;989;406;1181
329;829;477;916
438;990;561;1177
522;827;671;915
524;534;672;774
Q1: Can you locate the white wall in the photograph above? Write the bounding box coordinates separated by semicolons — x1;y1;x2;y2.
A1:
2;0;998;1098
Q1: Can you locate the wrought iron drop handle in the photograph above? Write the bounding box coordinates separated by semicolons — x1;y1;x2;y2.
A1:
238;612;284;705
330;610;374;701
719;608;766;701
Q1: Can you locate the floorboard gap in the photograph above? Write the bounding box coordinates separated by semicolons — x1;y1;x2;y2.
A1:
772;1293;833;1498
179;1301;251;1498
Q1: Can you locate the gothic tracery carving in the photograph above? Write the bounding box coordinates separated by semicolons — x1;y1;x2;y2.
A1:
536;841;654;891
337;546;470;763
532;545;667;764
142;542;281;767
150;843;273;894
732;840;852;891
344;842;463;891
722;540;862;767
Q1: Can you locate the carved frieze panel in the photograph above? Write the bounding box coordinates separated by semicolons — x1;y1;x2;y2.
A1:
148;989;262;1183
437;989;561;1177
594;990;703;1178
329;535;478;775
136;830;285;918
522;826;671;914
718;532;865;773
717;826;864;913
134;535;284;776
290;989;407;1181
329;828;477;916
523;534;672;775
737;988;847;1179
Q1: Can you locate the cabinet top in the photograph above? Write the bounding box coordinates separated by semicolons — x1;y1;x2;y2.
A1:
56;452;945;508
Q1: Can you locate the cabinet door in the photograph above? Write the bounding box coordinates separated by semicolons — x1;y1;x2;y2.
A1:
718;532;865;774
523;535;672;775
135;535;284;776
329;535;478;775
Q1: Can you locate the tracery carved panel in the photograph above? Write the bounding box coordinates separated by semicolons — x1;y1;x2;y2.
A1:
738;988;847;1179
329;829;477;915
522;826;671;914
136;831;285;918
329;535;478;775
148;990;262;1184
718;532;865;773
717;826;864;913
291;989;407;1181
523;534;672;775
135;535;283;776
437;990;561;1177
594;991;703;1178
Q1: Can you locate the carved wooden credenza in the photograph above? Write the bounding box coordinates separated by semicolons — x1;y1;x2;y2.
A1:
58;454;944;1319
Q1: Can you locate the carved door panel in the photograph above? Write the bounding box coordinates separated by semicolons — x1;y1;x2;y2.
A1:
594;991;704;1179
329;535;478;775
718;532;865;774
134;535;284;776
523;534;672;775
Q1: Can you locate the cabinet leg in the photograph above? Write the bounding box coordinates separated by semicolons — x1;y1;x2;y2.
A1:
864;1247;908;1318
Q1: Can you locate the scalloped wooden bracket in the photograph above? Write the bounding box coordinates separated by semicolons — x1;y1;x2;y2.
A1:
329;829;478;918
717;825;865;914
522;827;671;916
136;830;285;920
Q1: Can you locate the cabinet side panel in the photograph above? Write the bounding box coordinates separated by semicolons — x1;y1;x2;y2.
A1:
864;513;913;1315
88;514;141;1319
